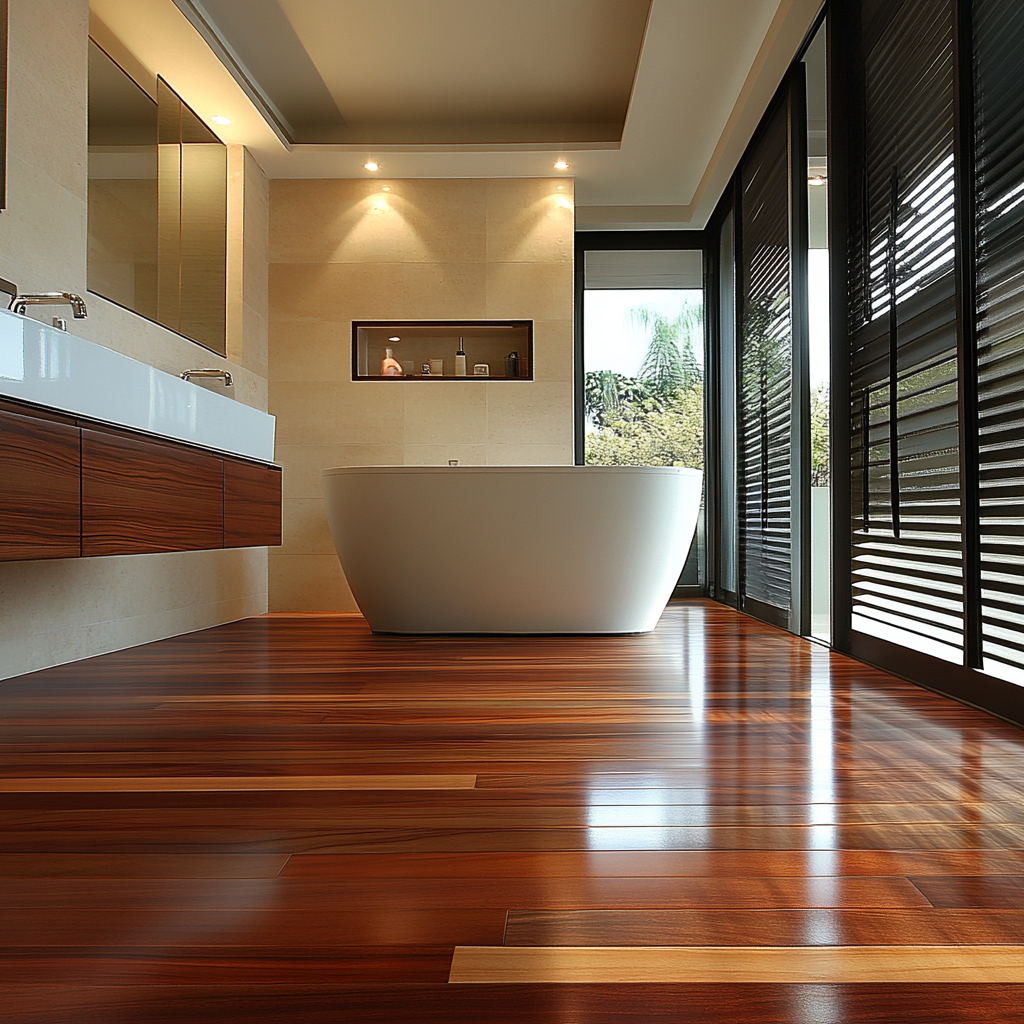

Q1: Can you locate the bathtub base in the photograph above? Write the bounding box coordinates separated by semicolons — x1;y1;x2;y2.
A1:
324;466;702;635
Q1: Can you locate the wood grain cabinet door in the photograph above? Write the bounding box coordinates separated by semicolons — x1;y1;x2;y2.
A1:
224;460;282;547
82;428;223;556
0;408;82;560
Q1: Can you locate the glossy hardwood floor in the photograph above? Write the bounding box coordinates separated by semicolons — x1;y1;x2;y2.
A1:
2;601;1023;1021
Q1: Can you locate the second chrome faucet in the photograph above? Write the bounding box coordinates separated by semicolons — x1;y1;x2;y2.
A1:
10;292;89;319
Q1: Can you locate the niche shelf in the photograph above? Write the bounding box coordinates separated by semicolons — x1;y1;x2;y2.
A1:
352;320;533;380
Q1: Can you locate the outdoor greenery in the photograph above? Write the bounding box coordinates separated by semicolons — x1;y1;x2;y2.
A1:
584;298;830;482
584;303;704;468
811;383;830;486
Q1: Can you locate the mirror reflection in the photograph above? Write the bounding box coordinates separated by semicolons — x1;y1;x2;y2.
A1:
88;42;226;355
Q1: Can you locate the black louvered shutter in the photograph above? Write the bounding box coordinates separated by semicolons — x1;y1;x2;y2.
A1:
974;0;1024;685
847;0;964;662
738;95;794;627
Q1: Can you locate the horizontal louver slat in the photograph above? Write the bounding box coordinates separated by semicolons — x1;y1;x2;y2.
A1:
739;94;793;615
974;0;1024;685
848;0;963;664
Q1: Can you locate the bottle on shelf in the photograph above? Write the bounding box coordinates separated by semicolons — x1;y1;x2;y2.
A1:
381;347;402;376
504;350;519;379
455;338;467;377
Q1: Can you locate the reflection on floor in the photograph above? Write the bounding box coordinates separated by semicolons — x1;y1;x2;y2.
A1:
2;601;1023;1021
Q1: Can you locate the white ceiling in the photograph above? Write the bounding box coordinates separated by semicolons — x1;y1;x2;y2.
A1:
89;0;824;228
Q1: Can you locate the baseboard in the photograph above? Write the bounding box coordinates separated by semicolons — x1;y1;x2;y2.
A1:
848;630;1024;729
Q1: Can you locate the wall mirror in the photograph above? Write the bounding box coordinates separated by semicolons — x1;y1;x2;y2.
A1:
88;41;226;354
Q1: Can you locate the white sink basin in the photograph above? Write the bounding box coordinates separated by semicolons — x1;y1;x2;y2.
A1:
0;309;275;462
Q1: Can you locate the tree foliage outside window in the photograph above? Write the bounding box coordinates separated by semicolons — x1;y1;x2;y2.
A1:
811;383;830;486
584;304;704;469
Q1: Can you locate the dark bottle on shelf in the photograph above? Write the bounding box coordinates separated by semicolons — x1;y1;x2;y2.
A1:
505;350;519;379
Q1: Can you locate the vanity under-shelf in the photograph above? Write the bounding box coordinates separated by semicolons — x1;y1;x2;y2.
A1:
0;309;280;562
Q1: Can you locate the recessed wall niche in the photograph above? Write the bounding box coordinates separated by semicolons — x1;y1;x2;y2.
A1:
87;41;227;354
353;320;533;380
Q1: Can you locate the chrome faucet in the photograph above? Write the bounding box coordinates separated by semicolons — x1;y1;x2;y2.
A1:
180;368;233;387
9;292;88;318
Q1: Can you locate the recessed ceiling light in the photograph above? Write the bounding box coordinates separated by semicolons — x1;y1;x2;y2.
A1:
382;186;391;192
388;336;401;342
554;159;569;171
556;185;564;191
364;161;379;171
210;115;231;125
808;175;827;186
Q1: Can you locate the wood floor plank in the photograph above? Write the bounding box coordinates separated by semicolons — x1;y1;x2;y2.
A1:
0;854;289;878
1;983;1022;1024
281;849;1024;879
0;946;454;984
2;601;1023;1019
910;876;1024;909
0;909;507;947
447;945;1024;983
5;823;1023;855
503;908;1024;946
0;876;933;911
5;800;1018;826
0;775;477;792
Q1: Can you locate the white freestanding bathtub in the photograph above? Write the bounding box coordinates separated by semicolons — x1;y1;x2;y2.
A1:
323;465;702;634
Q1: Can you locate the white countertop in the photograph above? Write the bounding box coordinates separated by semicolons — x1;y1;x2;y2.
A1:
0;309;275;463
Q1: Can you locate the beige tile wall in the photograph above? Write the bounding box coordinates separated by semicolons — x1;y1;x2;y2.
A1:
269;177;574;610
0;0;271;680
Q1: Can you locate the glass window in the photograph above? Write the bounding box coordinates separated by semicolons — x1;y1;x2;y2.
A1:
581;248;705;585
719;211;737;597
804;21;831;642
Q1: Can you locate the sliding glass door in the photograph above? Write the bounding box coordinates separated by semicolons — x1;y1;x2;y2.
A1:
734;73;810;633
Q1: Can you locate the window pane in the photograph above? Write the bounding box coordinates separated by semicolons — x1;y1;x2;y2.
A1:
582;288;704;471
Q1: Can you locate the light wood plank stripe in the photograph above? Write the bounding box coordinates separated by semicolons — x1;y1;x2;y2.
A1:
0;775;477;792
448;945;1024;984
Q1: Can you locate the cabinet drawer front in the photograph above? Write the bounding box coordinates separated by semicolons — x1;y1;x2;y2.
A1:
224;460;282;547
82;429;223;556
0;409;82;560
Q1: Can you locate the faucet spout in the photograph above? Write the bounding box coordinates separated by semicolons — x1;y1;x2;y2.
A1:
180;368;233;387
10;292;88;318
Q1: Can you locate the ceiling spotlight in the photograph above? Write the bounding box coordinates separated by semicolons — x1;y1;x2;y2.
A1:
556;185;565;191
808;175;827;186
210;115;231;125
388;336;401;342
554;159;569;171
364;160;379;171
382;186;391;191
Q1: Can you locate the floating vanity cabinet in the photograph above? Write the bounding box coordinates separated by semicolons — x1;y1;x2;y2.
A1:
224;460;282;548
0;407;82;560
0;396;281;561
82;428;224;556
